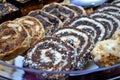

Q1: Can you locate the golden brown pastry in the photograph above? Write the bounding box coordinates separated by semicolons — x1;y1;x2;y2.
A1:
15;16;45;46
112;29;120;40
91;39;120;67
0;21;31;60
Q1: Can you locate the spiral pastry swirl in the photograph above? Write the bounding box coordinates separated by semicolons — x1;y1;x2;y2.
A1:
0;21;31;60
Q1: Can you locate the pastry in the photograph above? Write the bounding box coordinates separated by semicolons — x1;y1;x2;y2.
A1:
53;27;93;69
91;39;120;67
64;16;106;42
14;16;45;46
90;12;120;38
7;0;43;16
42;3;77;23
0;2;21;23
61;3;86;16
112;29;120;40
112;0;120;6
96;4;120;14
0;21;31;60
24;37;75;79
28;10;63;36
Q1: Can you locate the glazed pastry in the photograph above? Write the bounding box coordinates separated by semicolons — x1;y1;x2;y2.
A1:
64;16;106;42
90;12;120;38
0;21;31;60
42;3;77;23
0;2;21;23
24;37;75;79
91;39;120;67
28;10;63;36
61;3;86;16
53;27;93;69
14;16;45;46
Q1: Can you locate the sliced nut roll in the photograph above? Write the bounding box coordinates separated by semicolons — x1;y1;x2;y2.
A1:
42;3;77;23
24;37;75;79
53;27;93;69
15;16;45;46
64;16;106;42
0;21;31;60
28;10;63;36
90;12;120;38
61;3;86;16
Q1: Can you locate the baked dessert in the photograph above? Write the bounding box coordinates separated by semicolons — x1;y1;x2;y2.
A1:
28;10;63;36
64;16;106;42
90;12;120;38
0;21;31;60
112;0;120;6
61;3;86;16
96;4;120;14
91;39;120;67
42;3;77;23
53;27;93;69
112;29;120;40
24;37;75;79
7;0;43;16
0;2;21;23
14;16;45;46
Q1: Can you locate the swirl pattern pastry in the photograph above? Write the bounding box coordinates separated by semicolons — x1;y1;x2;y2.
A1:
42;3;77;22
53;27;93;69
15;16;45;46
24;37;75;79
64;16;106;42
61;3;86;16
0;21;31;60
112;0;120;6
28;10;63;36
90;12;120;38
96;4;120;13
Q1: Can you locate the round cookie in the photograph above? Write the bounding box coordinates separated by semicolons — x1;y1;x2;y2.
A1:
0;21;31;60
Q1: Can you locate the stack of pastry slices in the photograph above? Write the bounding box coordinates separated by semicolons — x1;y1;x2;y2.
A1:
1;1;120;80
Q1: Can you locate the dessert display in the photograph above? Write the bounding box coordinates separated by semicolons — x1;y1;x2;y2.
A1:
1;0;120;80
